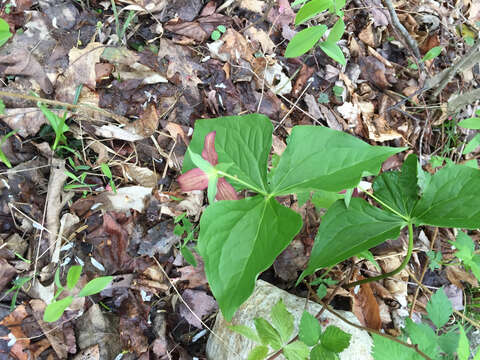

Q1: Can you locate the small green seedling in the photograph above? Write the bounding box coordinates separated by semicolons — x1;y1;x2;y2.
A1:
44;265;112;322
174;212;198;267
0;130;17;168
38;103;69;150
0;18;12;47
332;85;344;98
285;0;346;64
211;25;227;41
317;93;329;104
100;163;116;193
409;46;443;70
229;299;351;360
4;276;32;311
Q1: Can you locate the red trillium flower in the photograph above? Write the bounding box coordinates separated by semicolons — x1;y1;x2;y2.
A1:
178;131;238;200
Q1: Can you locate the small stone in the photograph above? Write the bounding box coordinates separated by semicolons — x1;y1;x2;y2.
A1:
206;280;373;360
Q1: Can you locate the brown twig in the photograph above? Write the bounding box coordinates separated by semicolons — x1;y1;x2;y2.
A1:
409;228;438;318
0;90;130;125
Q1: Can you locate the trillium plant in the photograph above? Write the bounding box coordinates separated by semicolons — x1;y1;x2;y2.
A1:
179;114;480;322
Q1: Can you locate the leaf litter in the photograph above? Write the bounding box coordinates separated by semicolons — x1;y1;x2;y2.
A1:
0;0;479;358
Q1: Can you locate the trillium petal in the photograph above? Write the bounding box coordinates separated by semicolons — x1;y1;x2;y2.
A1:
178;168;209;192
201;131;218;166
216;178;239;200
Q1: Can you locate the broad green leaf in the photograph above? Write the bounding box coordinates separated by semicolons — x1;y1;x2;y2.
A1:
310;344;337;360
66;265;82;290
404;318;440;358
0;99;5;114
254;318;283;350
180;247;197;267
299;311;321;346
426;288;452;328
373;154;419;218
458;117;480;129
198;196;302;321
320;325;351;353
269;126;404;196
319;41;346;65
452;231;475;263
183;115;272;194
295;0;332;25
463;133;480;154
437;330;459;356
77;276;112;297
285;25;327;58
283;341;310;360
270;300;294;343
316;284;327;299
372;334;423;360
412;163;480;229
326;19;345;43
297;191;311;206
421;46;442;61
207;175;218;204
416;161;431;194
228;325;261;343
457;326;470;360
43;296;73;322
301;198;406;279
0;18;12;47
247;345;269;360
311;190;344;209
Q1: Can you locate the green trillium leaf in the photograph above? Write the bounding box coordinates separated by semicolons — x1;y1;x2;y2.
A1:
198;196;302;321
269;126;405;196
301;198;406;280
373;153;419;218
412;163;480;228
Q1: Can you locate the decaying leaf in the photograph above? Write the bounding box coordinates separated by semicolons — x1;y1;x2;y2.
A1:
0;305;31;360
178;289;218;328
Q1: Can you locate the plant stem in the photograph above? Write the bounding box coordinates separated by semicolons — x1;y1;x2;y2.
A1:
216;170;268;196
345;222;414;288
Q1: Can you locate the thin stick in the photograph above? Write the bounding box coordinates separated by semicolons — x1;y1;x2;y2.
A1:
0;90;130;125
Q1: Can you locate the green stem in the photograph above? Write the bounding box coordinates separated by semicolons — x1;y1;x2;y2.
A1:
345;222;414;288
216;170;268;196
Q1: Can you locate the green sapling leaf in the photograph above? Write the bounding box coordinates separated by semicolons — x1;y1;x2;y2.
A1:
421;46;442;62
270;299;294;343
0;18;13;47
66;265;82;290
404;318;440;358
319;41;346;65
295;0;332;26
247;345;269;360
299;311;321;346
426;288;453;329
228;324;261;343
283;341;310;360
254;318;283;350
457;326;470;360
43;296;73;322
310;344;337;360
320;325;351;353
77;276;113;297
458;116;480;129
285;25;328;58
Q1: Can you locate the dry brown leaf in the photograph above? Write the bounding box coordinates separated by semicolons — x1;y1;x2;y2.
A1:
128;103;160;138
72;345;100;360
359;56;391;89
245;27;275;54
351;279;382;330
359;22;376;48
446;265;478;289
208;28;254;63
56;42;104;102
178;289;218;328
0;48;52;93
238;0;265;13
0;305;31;360
124;164;159;188
0;258;17;293
29;299;72;359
